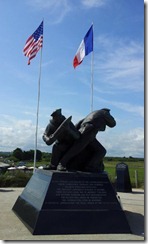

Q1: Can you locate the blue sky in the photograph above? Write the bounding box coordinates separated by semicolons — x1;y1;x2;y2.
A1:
0;0;144;157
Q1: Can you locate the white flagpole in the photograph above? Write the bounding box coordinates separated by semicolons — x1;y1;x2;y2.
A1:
33;47;43;172
91;50;94;112
91;23;94;112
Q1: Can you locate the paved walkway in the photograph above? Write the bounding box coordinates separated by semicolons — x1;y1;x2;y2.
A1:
0;187;144;241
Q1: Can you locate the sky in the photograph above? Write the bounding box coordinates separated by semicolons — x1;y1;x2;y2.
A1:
0;0;145;158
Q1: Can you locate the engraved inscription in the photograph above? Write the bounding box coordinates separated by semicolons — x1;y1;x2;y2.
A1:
50;179;107;206
56;181;106;205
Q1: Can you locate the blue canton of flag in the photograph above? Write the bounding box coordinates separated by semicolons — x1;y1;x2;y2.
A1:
23;21;43;65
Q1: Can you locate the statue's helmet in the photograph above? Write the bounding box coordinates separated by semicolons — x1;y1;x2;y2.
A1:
51;108;62;117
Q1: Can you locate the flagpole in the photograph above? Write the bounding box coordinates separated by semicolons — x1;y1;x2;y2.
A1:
33;47;43;172
91;23;94;112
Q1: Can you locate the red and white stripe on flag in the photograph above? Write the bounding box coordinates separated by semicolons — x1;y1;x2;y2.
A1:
73;25;93;68
23;21;43;65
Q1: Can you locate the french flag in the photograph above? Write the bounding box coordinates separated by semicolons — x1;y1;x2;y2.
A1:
73;25;93;68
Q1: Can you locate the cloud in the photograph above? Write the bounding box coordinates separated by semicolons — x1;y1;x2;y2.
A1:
0;113;53;153
110;101;144;118
27;0;72;24
26;0;108;24
94;96;144;118
98;127;144;158
0;114;144;158
95;36;144;92
0;115;43;151
81;0;107;8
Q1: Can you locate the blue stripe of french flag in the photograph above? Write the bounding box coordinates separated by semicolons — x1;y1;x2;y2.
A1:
73;25;93;68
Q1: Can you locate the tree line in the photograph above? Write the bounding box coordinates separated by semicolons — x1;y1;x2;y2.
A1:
0;149;143;163
12;148;43;161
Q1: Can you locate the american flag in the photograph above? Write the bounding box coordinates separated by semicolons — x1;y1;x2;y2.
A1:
23;21;43;65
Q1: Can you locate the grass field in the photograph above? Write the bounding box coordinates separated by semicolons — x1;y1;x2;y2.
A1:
104;159;144;188
0;158;144;188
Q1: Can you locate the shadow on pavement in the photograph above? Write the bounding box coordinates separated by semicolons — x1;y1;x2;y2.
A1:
131;191;144;195
125;210;144;236
0;189;14;192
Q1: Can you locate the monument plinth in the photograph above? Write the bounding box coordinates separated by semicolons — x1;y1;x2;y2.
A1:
116;162;132;192
12;169;131;235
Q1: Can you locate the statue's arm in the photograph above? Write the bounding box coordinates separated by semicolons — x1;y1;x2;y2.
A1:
68;122;80;139
42;133;56;145
75;119;84;130
42;124;56;145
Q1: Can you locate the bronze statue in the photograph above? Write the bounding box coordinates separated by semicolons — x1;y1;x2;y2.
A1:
43;108;116;172
43;109;80;170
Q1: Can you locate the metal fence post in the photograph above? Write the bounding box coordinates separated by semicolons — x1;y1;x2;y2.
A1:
135;170;138;188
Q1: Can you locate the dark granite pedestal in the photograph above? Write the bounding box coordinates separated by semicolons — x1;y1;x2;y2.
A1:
12;169;131;235
116;162;132;192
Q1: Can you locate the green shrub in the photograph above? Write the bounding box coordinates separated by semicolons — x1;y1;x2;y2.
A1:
0;170;32;187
